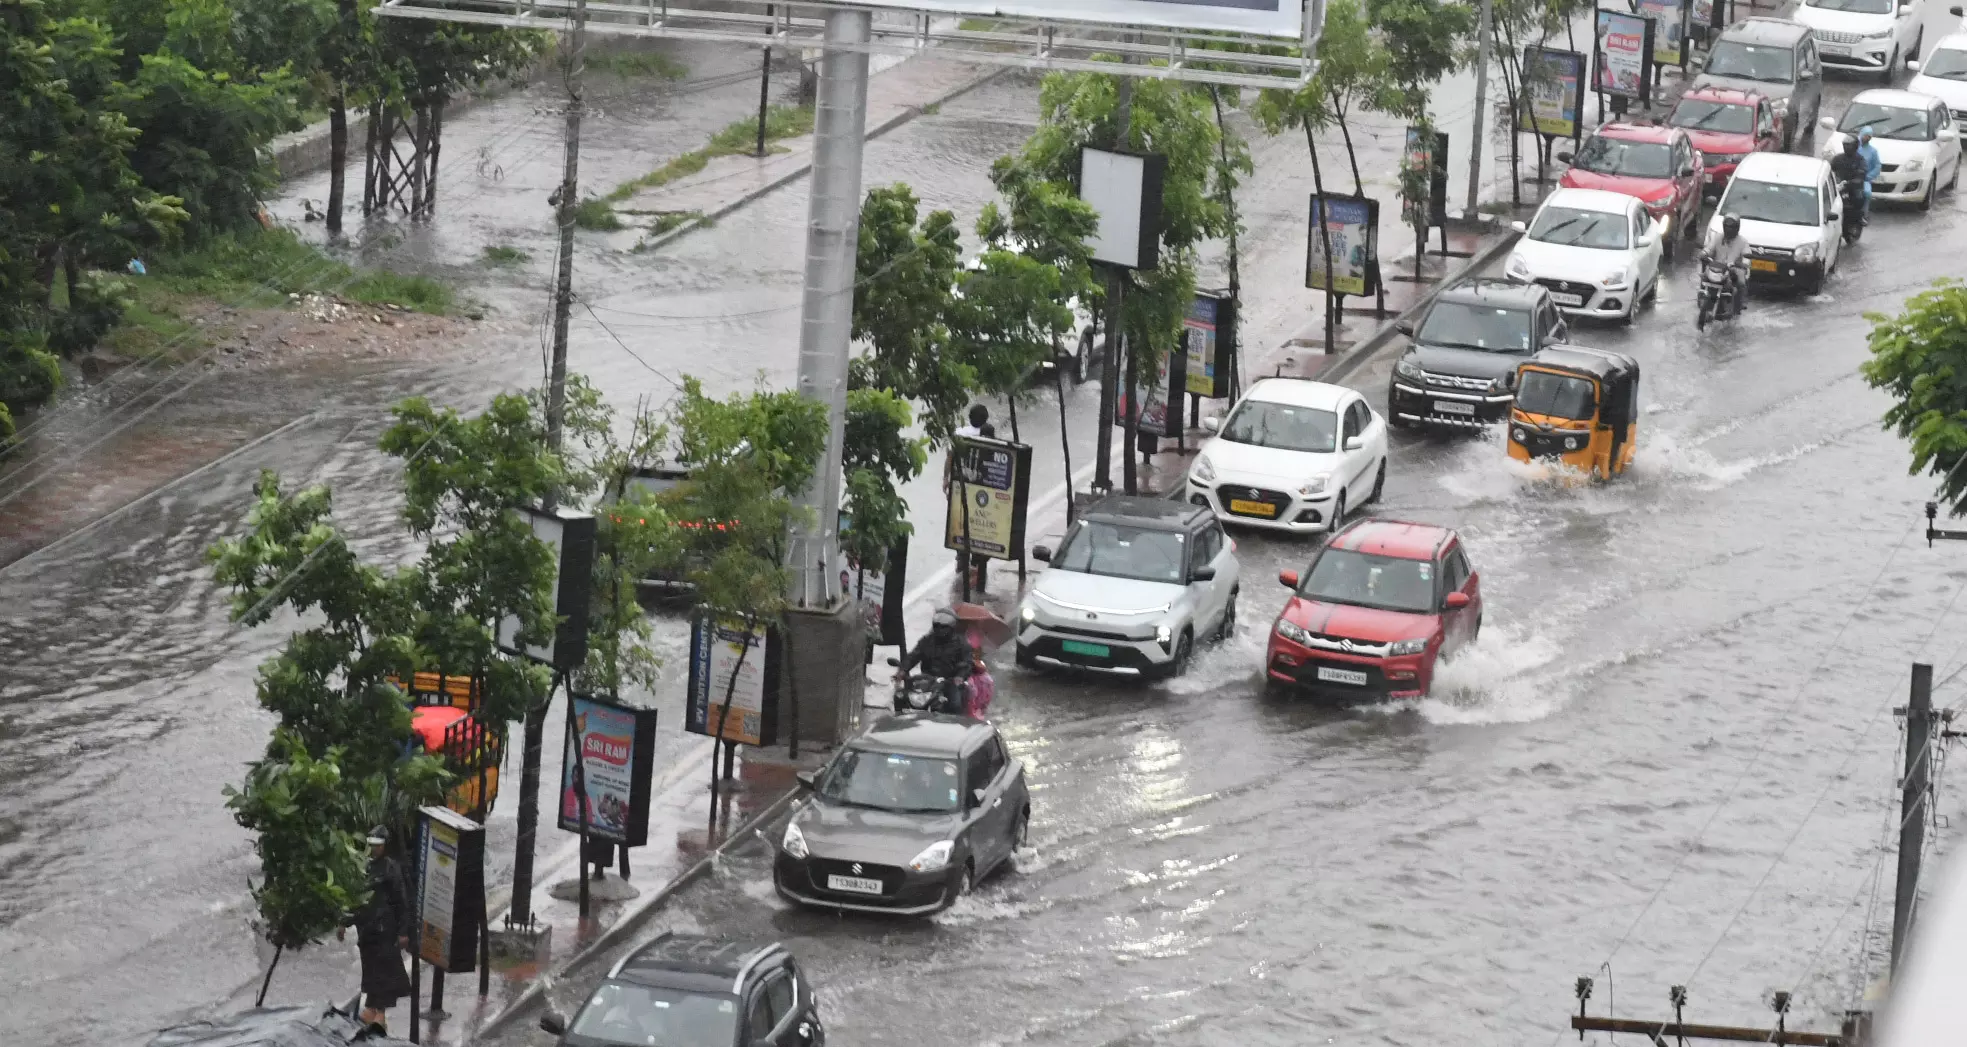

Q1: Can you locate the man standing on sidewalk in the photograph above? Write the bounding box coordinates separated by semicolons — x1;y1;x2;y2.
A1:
340;828;413;1033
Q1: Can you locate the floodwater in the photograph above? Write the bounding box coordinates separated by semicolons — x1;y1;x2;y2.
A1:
4;23;1967;1047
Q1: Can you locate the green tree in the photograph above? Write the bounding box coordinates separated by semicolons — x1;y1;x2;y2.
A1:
850;183;971;448
841;386;926;582
1862;281;1967;515
1370;0;1476;117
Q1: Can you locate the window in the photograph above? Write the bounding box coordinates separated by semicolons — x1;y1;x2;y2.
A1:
1444;547;1472;594
1527;205;1629;249
763;972;795;1031
1052;521;1188;583
1631;210;1645;242
1671;98;1757;134
1705;40;1796;83
1191;523;1221;567
1348;401;1371;440
747;988;775;1039
1821;178;1835;218
966;741;1004;799
1514;370;1597;420
1299;549;1438;613
819;748;961;812
1719;177;1822;226
1919;45;1967;80
1757;104;1775;136
1219;400;1338;452
1836;102;1933;141
571;983;741;1047
1571;135;1675;177
1416;301;1534;352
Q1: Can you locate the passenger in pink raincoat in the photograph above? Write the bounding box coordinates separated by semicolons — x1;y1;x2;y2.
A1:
964;624;995;719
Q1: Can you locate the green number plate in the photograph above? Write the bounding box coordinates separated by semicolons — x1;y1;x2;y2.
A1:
1060;640;1111;657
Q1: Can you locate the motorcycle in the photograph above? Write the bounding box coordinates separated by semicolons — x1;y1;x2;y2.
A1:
1695;257;1740;329
885;657;966;715
1840;178;1866;244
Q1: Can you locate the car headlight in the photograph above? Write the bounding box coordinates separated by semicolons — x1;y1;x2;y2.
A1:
1193;454;1216;482
1395;356;1423;380
909;840;954;873
1156;623;1172;645
1904;159;1925;173
1601;269;1628;288
1793;243;1819;263
1512;426;1528;442
1864;26;1893;38
1389;637;1429;656
1708;152;1747;165
1564;436;1581;450
1275;618;1313;646
1299;474;1330;497
782;821;809;859
1507;255;1531;279
1020;603;1036;623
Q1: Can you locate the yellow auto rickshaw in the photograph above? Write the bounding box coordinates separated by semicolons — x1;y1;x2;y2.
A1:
1505;345;1639;481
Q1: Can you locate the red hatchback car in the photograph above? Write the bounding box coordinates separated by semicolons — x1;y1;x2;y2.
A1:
1267;519;1482;700
1666;87;1782;194
1558;123;1705;257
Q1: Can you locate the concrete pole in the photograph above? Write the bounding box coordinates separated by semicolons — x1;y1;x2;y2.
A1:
1466;0;1496;218
786;9;871;609
1892;662;1935;973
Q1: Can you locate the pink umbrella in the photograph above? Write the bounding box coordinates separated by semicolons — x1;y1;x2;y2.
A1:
951;602;1012;651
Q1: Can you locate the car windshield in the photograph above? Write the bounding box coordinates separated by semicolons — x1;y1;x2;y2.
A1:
1718;177;1821;225
1920;46;1967;80
1051;520;1186;583
1529;205;1630;249
1300;549;1437;614
1515;370;1598;420
1571;135;1674;177
1219;400;1338;453
1416;301;1534;353
1705;41;1795;83
1837;102;1933;141
571;983;740;1047
1671;99;1756;133
1806;0;1893;11
819;748;960;813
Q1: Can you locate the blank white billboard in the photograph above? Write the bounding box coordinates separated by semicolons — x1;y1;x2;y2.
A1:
868;0;1303;38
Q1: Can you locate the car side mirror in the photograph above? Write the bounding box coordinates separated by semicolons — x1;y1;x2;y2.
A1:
1444;591;1472;610
1828;207;1841;221
1679;163;1695;177
1819;115;1835;131
1551;320;1570;342
796;770;817;790
1952;4;1962;14
1556;149;1573;163
1190;564;1217;582
540;1011;569;1036
1394;320;1415;337
885;655;900;667
1202;415;1221;433
1344;436;1364;451
1800;67;1816;80
1032;545;1052;562
1510;220;1527;233
1908;59;1922;71
970;787;988;808
1278;569;1300;589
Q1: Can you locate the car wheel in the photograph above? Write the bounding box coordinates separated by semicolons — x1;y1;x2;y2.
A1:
1620;296;1636;325
1882;47;1899;83
1921;178;1935;212
1013;808;1030;851
1169;631;1193;677
1948;161;1960;191
940;863;973;913
1913;25;1925;60
1663;222;1678;260
1216;590;1239;642
1365;459;1386;505
1472;614;1483;643
1327;493;1347;537
1016;642;1037;669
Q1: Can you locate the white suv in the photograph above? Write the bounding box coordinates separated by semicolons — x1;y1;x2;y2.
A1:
1187;377;1389;534
1015;498;1239;679
1793;0;1926;80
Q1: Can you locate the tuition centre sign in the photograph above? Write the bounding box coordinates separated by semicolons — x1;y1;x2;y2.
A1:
854;0;1304;37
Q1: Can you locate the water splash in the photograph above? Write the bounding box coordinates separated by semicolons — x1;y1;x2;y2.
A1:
1412;624;1569;725
1628;428;1757;489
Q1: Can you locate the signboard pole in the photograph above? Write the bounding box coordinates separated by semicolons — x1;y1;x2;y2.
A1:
1055;363;1076;526
959;473;975;600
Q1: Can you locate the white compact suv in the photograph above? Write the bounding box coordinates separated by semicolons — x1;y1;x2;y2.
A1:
1016;497;1239;679
1187;377;1389;535
1707;151;1845;295
1793;0;1926;80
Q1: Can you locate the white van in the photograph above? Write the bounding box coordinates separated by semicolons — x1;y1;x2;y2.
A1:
1704;152;1844;295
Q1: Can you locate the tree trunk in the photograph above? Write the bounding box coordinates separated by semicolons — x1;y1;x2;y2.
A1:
63;251;81;310
38;245;60;311
426;101;444;216
1210;87;1245;399
1304;123;1338;354
1498;16;1523;208
327;95;348;236
410;106;430;220
1332;91;1366;196
1121;329;1138;495
362;104;381;215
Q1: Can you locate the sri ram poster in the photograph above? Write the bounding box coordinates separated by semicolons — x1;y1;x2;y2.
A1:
1593;9;1653;101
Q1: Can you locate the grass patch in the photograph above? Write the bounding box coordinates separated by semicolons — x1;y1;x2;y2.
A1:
99;292;206;361
603;104;815;203
146;227;452;314
958;17;998;30
573;198;625;231
584;50;688;80
483;244;531;265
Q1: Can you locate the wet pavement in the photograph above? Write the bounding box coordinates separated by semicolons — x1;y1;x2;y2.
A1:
6;17;1967;1047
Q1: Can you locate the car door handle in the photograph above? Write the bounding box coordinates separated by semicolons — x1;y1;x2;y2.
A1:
991;797;1003;809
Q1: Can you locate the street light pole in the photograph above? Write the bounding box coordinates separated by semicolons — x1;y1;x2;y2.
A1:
1466;0;1496;218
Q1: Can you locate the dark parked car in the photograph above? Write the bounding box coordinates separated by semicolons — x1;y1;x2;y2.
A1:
1386;280;1568;430
775;713;1029;916
540;934;823;1047
1692;18;1825;152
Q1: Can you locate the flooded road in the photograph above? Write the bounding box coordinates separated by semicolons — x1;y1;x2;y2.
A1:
4;27;1967;1047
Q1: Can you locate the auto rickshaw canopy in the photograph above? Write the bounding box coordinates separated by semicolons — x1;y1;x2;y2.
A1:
1516;345;1640;427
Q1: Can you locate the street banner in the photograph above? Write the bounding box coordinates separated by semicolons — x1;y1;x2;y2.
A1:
1518;47;1586;139
493;506;595;671
1637;0;1691;68
1594;10;1654;101
1305;194;1380;297
1183;291;1236;399
1129;338;1188;438
686;616;781;747
836;0;1303;37
415;806;484;973
944;435;1033;562
558;694;658;846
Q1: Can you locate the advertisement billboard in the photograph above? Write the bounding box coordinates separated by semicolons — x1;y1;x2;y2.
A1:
558;694;659;846
415;806;484;973
686;616;781;747
1129;339;1188;438
945;436;1034;561
1305;194;1379;297
1637;0;1690;67
1518;47;1586;139
851;0;1305;38
1593;10;1654;102
1182;292;1236;399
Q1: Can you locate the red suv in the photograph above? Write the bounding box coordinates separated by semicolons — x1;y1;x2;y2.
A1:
1558;123;1704;257
1267;519;1481;700
1666;87;1782;195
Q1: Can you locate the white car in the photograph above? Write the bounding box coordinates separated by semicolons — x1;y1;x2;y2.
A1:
1504;187;1664;324
1706;152;1845;295
1187;377;1388;535
1792;0;1925;80
1820;88;1964;207
1908;32;1967;121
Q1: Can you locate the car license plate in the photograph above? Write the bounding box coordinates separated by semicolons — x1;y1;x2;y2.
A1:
1434;400;1477;416
1750;258;1778;272
1550;292;1585;306
826;874;884;895
1316;666;1369;686
1819;42;1848;54
1228;498;1278;517
1061;639;1111;657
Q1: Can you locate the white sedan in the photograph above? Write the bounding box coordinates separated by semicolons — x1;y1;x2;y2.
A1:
1820;88;1963;209
1187;377;1388;535
1504;187;1664;325
1909;33;1967;120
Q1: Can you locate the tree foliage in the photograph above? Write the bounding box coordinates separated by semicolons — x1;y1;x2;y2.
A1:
851;184;971;449
1862;281;1967;515
842;386;926;575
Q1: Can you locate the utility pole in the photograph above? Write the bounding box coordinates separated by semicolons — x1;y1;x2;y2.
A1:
510;0;588;931
754;4;775;157
1092;73;1133;497
1892;662;1935;973
1466;0;1496;217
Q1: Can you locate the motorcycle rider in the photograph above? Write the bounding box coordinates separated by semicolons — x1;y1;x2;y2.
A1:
1831;132;1876;227
899;608;973;710
1701;214;1751;314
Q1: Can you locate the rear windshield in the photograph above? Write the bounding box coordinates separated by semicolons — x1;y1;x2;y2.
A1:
1515;370;1597;421
1300;549;1436;614
1572;135;1674;177
1718;177;1820;226
1671;99;1755;134
1529;205;1630;249
1706;41;1795;83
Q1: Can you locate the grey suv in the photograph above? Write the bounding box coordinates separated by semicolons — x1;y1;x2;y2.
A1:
541;935;823;1047
1694;18;1824;151
1386;280;1568;429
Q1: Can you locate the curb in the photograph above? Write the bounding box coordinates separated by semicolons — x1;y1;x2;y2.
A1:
474;782;802;1039
634;60;1007;253
1316;226;1524;388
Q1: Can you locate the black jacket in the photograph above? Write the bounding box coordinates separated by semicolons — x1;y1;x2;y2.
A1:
349;854;413;945
1830;150;1867;186
903;629;973;679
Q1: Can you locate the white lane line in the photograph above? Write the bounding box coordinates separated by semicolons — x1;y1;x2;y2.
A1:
899;451;1107;611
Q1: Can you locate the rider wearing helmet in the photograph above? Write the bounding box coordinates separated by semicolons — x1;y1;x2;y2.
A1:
900;609;974;709
1830;130;1878;225
1702;214;1751;312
